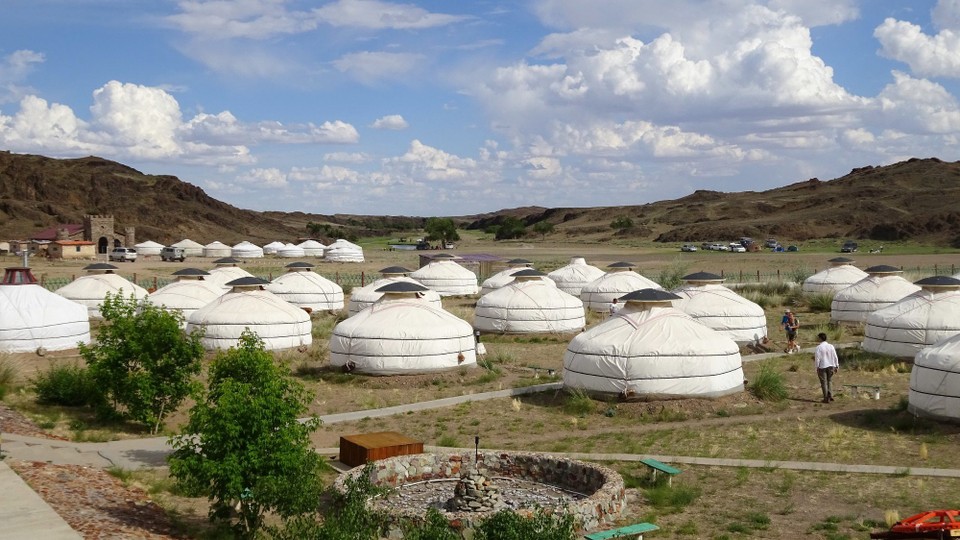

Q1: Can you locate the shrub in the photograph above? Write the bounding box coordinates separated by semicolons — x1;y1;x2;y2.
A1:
32;363;98;407
644;484;702;511
404;508;459;540
473;508;576;540
750;362;789;402
0;355;20;399
805;292;835;312
563;388;595;416
657;259;689;291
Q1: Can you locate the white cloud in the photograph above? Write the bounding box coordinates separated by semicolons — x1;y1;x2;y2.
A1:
933;0;960;31
371;114;409;130
237;167;288;187
313;0;467;29
0;95;92;154
89;81;183;158
0;50;45;104
333;51;426;84
384;139;478;181
875;16;960;78
289;164;362;184
324;151;371;163
166;0;317;40
876;71;960;133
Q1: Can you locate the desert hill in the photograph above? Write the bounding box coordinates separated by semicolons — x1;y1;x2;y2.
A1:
1;151;958;246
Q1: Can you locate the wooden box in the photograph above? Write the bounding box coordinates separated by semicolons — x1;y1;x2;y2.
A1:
339;431;424;468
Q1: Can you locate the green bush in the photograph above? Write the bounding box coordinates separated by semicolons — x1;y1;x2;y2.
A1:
32;363;98;407
562;388;595;416
805;292;835;312
404;509;459;540
657;260;690;291
750;362;789;402
473;508;576;540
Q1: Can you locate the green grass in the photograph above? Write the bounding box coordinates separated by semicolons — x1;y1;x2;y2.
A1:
805;292;835;312
644;483;701;511
562;388;595;416
0;355;19;399
838;349;910;373
750;362;789;402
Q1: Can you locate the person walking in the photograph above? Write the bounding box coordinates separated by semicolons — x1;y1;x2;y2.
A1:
814;332;839;403
783;309;800;353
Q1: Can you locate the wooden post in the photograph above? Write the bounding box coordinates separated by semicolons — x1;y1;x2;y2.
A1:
361;271;365;287
153;276;158;290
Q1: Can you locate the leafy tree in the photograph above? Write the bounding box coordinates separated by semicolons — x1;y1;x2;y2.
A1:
424;217;461;244
79;293;204;433
495;217;527;240
473;508;576;540
532;221;554;239
169;331;324;538
610;216;634;230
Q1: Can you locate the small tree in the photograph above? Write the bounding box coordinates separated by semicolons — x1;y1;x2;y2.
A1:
610;216;634;230
424;217;461;244
495;217;527;240
532;221;554;239
169;331;324;538
79;293;204;433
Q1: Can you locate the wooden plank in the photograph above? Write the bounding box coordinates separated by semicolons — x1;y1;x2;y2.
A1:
639;458;681;475
584;522;660;540
339;431;423;468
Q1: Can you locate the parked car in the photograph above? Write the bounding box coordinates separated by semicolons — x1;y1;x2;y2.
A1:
729;242;746;253
765;238;779;248
787;245;800;252
701;242;712;251
713;243;730;251
108;247;137;262
681;244;698;252
160;246;186;262
841;241;859;253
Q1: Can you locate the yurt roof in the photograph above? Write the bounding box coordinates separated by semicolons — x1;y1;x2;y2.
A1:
380;266;411;274
285;261;315;269
621;288;681;302
172;268;210;276
213;257;241;264
84;263;117;271
915;276;960;288
227;276;270;287
3;267;38;285
608;261;636;269
682;271;724;282
865;265;902;274
1;284;91;353
232;241;259;248
173;239;205;248
376;281;429;293
135;240;164;248
506;258;532;264
205;240;230;248
512;268;546;278
430;253;458;260
263;241;285;248
298;239;326;248
828;257;855;264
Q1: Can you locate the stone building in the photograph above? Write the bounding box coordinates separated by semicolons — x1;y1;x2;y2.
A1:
17;215;135;257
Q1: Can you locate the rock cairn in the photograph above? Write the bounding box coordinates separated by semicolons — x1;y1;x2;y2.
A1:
446;466;505;512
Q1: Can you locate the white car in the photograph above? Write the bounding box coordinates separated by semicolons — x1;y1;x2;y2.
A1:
108;247;137;262
729;243;746;253
681;244;698;252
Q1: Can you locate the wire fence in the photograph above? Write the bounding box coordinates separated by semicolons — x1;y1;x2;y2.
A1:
39;271;372;292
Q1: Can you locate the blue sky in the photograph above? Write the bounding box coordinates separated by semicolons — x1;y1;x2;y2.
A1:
2;0;960;217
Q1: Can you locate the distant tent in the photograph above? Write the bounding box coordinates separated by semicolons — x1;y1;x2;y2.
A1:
479;259;555;296
55;263;148;320
564;289;744;400
134;240;164;256
802;257;868;293
0;266;91;353
409;254;479;296
474;269;585;334
297;240;326;257
348;266;441;316
232;241;264;258
172;239;204;257
266;262;344;312
329;282;476;375
910;333;960;422
671;272;768;344
206;257;254;290
148;268;224;327
831;265;921;324
203;241;232;258
277;243;306;258
262;241;285;255
547;257;606;297
324;239;364;262
580;262;661;312
862;276;960;358
186;277;312;351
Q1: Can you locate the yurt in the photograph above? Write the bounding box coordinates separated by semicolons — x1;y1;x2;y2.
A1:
479;259;555;296
348;266;442;316
474;269;585;334
563;289;744;400
409;253;479;296
298;240;326;257
148;268;225;326
324;239;364;262
0;266;90;353
172;239;205;257
547;257;606;297
329;282;476;375
55;263;148;320
277;243;306;258
909;333;960;422
203;241;232;258
206;257;254;290
831;265;922;324
266;261;344;312
580;262;661;312
262;241;285;255
134;240;164;257
802;257;868;293
232;241;264;259
186;277;312;351
671;272;768;344
862;276;960;358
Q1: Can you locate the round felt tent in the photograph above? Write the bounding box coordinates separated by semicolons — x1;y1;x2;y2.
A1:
409;253;479;297
802;257;868;293
231;241;264;259
831;265;922;324
563;289;744;400
262;241;285;255
862;276;960;358
298;240;326;257
474;269;585;334
671;272;768;344
266;261;344;312
134;240;164;256
0;266;91;353
579;262;661;312
172;239;204;257
480;259;540;296
329;282;476;375
186;276;312;351
277;243;306;258
203;241;232;258
909;333;960;423
547;257;606;297
148;268;224;326
55;263;148;320
348;266;441;316
324;239;364;262
206;257;254;290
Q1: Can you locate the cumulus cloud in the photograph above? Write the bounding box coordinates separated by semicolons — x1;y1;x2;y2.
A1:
371;114;409;130
324;151;371;163
0;50;45;104
313;0;466;29
237;167;288;187
875;16;960;78
383;139;477;181
333;51;426;84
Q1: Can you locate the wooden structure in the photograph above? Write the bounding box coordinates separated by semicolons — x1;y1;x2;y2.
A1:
339;431;423;468
639;458;682;487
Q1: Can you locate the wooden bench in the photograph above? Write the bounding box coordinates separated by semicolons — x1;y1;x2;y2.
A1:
639;458;682;487
584;522;660;540
844;384;882;400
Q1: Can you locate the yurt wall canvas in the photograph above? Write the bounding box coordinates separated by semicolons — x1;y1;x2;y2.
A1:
862;283;960;358
547;257;606;297
0;268;91;353
172;239;204;257
910;333;960;422
55;268;148;320
203;241;232;258
134;240;164;256
348;276;442;315
474;274;585;334
325;239;364;262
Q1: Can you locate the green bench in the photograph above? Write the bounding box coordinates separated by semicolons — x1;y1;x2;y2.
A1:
584;522;659;540
639;458;682;486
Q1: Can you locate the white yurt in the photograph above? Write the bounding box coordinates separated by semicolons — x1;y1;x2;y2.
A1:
802;257;869;293
329;282;476;375
0;266;91;353
909;333;960;422
186;277;312;351
580;262;661;312
409;253;479;296
206;257;254;290
671;272;768;344
830;265;922;324
563;289;744;400
324;239;364;262
203;241;233;258
232;241;264;259
862;276;960;358
172;239;205;257
277;243;306;258
479;259;555;296
262;241;285;255
298;240;326;257
148;268;225;326
474;269;585;334
547;257;606;297
348;266;442;316
266;261;344;312
55;263;149;320
134;240;164;257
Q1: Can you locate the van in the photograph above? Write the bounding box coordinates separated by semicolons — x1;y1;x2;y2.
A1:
160;246;186;262
108;247;137;262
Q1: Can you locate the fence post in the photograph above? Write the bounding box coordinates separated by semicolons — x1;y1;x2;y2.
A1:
757;270;760;282
720;269;724;278
133;272;137;284
777;269;780;280
336;271;340;284
361;271;365;287
153;276;158;290
269;272;273;280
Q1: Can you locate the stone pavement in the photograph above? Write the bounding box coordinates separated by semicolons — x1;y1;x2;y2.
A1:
0;460;82;540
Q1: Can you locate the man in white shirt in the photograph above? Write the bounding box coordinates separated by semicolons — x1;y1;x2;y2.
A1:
814;332;839;403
